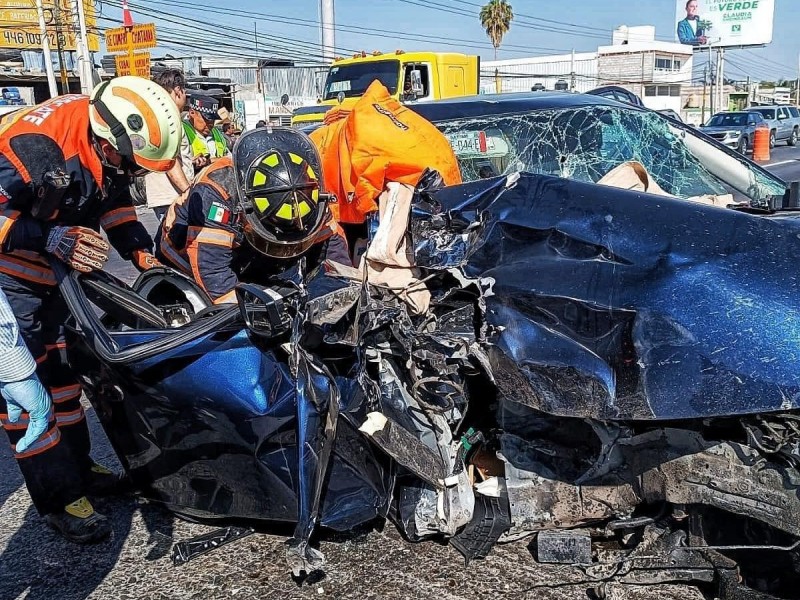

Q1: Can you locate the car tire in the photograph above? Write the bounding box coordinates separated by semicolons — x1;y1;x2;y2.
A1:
789;128;798;147
770;130;776;148
738;136;748;154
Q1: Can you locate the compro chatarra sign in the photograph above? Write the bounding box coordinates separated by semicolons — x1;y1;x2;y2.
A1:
105;23;157;53
114;52;151;77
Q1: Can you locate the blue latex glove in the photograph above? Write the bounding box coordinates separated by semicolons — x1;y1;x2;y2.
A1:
0;374;52;454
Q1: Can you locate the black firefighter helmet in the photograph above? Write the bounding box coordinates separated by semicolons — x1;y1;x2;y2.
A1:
233;126;331;259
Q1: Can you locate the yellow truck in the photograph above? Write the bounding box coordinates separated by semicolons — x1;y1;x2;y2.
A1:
291;51;480;126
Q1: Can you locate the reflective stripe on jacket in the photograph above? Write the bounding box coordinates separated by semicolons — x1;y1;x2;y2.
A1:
182;122;228;158
0;95;152;285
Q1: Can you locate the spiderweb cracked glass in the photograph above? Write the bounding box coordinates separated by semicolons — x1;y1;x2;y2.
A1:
437;106;784;208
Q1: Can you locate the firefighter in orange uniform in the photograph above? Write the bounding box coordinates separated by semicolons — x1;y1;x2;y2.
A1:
0;76;181;543
156;127;349;305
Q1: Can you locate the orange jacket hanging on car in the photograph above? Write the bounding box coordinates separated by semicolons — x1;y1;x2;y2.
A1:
309;80;462;224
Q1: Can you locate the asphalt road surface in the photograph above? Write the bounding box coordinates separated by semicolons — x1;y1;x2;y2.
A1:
754;142;800;183
3;152;800;600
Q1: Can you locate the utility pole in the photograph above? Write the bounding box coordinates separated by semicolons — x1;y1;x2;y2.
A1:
320;0;335;63
717;47;725;112
796;52;799;106
35;0;58;98
570;48;576;92
746;75;751;109
702;63;708;124
255;21;266;121
709;54;715;116
52;0;70;94
71;0;92;94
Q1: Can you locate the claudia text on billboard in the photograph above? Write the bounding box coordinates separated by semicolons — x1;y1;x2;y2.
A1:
675;0;774;49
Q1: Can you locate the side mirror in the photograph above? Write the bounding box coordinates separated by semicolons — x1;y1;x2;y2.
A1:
235;283;296;338
410;69;424;96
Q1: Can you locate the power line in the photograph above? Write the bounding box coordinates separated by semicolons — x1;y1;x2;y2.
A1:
105;0;577;58
392;0;612;41
136;0;574;55
100;0;346;63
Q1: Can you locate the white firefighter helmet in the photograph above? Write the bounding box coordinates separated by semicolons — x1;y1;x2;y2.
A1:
88;75;181;173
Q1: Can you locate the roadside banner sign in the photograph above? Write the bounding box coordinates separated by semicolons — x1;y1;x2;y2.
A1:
115;52;151;77
0;0;99;51
674;0;775;50
105;23;157;52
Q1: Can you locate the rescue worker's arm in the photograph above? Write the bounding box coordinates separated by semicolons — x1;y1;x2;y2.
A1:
99;174;161;271
0;155;60;253
0;288;51;454
0;157;110;272
165;156;191;194
185;184;239;304
322;222;351;266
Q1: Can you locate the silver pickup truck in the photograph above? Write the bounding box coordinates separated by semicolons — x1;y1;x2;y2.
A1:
747;105;800;147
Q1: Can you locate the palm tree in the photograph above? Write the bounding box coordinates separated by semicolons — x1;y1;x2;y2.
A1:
480;0;514;61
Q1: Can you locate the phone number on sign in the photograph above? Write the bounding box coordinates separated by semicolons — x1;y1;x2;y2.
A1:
2;29;75;50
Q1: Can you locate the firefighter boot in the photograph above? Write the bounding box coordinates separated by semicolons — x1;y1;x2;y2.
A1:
45;497;112;544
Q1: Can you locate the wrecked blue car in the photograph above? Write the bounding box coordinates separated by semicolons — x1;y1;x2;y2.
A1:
64;94;800;599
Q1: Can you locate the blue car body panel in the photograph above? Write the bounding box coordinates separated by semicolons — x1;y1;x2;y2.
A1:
64;93;797;548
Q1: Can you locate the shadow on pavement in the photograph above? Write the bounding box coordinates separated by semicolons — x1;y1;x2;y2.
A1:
0;495;175;600
0;454;23;511
0;403;176;600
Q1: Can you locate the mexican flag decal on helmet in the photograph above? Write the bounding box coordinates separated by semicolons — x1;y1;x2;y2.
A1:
208;202;230;224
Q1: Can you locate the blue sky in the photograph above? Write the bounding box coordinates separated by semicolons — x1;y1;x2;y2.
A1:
102;0;798;82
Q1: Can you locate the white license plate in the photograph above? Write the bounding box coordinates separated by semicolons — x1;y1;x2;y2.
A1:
447;131;494;157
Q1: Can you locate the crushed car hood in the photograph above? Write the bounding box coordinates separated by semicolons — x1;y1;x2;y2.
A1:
415;173;800;420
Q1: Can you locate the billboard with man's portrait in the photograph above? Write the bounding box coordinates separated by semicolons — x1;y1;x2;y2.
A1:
675;0;774;50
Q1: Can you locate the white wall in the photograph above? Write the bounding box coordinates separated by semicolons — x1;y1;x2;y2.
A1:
642;95;683;112
481;53;598;94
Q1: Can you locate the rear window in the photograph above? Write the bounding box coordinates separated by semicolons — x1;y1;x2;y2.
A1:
752;108;776;120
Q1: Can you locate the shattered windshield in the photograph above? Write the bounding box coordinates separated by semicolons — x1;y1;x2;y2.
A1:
323;61;400;100
434;106;785;206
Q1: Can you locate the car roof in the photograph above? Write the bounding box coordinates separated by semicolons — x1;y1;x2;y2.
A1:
407;91;633;122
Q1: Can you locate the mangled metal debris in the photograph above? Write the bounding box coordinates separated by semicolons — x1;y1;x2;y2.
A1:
171;526;255;566
62;97;800;598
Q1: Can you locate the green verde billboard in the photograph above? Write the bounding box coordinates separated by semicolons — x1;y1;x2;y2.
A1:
675;0;775;49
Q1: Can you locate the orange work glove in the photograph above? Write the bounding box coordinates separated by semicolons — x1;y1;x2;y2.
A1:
45;226;109;273
131;249;163;272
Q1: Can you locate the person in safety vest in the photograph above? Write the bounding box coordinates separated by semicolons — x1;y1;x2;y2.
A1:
156;127;350;305
183;93;229;173
0;75;182;544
